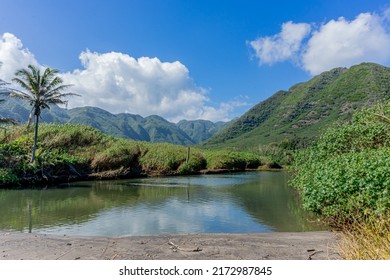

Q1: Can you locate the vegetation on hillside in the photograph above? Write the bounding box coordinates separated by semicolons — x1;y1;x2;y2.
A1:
291;102;390;259
205;63;390;150
0;123;267;188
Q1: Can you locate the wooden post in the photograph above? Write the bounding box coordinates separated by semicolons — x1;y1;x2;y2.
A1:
28;201;32;233
186;147;190;163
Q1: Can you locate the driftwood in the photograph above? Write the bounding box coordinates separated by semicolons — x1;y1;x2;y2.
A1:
307;250;324;260
168;241;202;252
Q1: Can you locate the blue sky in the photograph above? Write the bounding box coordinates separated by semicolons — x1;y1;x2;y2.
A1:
1;0;390;122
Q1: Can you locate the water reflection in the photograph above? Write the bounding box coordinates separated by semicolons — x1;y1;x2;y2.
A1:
0;172;325;236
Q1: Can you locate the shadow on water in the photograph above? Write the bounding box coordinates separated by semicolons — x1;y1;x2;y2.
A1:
0;172;326;236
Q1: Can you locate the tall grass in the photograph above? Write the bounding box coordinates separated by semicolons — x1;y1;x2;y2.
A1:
1;123;267;187
338;213;390;260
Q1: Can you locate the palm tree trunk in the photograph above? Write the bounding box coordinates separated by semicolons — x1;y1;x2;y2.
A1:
31;114;39;163
27;109;33;128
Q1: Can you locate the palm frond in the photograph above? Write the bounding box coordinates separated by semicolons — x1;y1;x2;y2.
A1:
13;70;35;93
44;84;75;98
46;98;68;105
45;76;65;91
0;79;10;96
9;89;34;101
0;79;8;87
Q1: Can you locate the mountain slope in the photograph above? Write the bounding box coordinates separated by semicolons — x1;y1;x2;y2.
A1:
177;119;230;143
204;63;390;150
0;97;227;145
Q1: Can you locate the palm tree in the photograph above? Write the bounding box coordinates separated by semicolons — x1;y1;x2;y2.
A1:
10;64;79;162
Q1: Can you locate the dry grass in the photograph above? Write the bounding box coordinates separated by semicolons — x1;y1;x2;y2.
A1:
338;215;390;260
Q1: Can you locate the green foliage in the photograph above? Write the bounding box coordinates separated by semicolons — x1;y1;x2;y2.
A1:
0;168;18;185
0;122;277;188
91;139;141;171
38;123;109;149
292;103;390;222
204;150;261;170
0;141;31;174
178;152;207;174
140;143;196;174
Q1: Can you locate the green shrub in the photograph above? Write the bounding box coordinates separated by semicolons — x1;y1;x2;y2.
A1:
293;148;390;218
204;150;261;170
39;123;109;149
139;143;188;174
292;103;390;222
178;152;207;174
0;168;18;185
91;140;141;171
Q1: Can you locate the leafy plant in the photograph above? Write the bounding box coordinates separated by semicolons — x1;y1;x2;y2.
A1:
292;103;390;221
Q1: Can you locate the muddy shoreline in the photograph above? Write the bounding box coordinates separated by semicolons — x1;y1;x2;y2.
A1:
0;231;342;260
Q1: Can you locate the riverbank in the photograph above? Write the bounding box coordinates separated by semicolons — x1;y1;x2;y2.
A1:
0;231;341;260
1;123;284;189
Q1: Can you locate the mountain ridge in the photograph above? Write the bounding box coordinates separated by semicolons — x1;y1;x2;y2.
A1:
204;62;390;150
0;99;228;145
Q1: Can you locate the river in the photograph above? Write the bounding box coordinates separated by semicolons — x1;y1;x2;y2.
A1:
0;171;326;236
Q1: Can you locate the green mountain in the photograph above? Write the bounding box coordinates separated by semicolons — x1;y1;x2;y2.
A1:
177;119;231;143
0;97;227;145
204;63;390;150
0;95;69;124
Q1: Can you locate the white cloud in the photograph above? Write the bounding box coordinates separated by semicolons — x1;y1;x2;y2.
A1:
0;33;38;81
250;10;390;75
302;12;390;75
62;50;244;122
249;21;311;65
0;33;246;122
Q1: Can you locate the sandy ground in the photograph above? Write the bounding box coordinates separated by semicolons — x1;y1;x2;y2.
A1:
0;231;342;260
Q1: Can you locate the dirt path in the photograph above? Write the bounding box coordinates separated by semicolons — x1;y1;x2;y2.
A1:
0;231;342;260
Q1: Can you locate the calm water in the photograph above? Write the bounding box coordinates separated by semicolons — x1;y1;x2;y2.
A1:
0;172;325;236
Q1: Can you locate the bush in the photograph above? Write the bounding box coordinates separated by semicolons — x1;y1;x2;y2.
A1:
39;123;109;149
204;150;261;170
178;152;207;174
91;140;141;171
0;168;18;185
139;143;189;174
293;148;390;218
292;103;390;222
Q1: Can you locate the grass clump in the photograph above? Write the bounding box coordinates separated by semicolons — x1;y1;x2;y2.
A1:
91;139;141;172
139;143;206;175
204;150;261;170
338;213;390;260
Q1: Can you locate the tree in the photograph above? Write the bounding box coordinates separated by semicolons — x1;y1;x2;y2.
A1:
10;64;79;162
